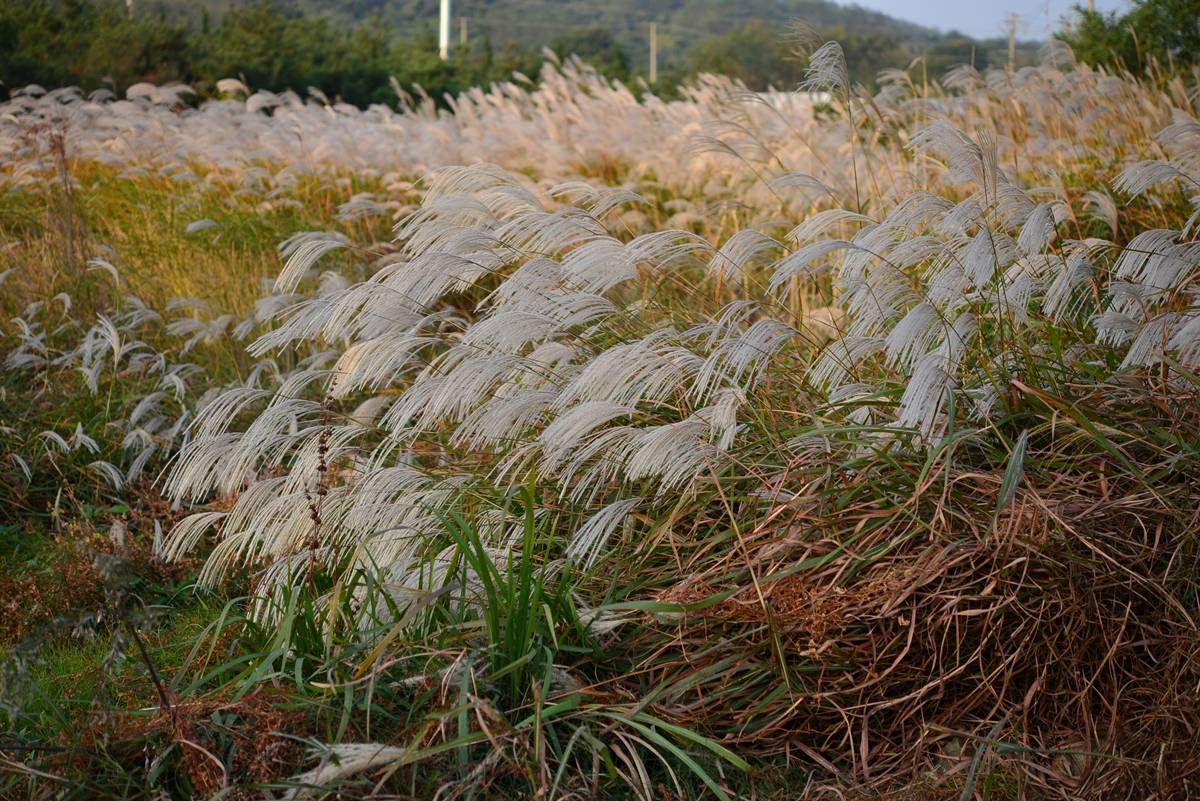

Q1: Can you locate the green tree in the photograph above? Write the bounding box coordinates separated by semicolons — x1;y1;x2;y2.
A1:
688;20;805;89
1;0;187;93
1058;0;1200;73
551;27;632;82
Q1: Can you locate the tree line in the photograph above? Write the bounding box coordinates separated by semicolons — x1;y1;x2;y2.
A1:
2;0;1195;107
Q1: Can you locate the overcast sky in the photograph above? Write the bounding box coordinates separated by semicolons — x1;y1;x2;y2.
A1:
849;0;1129;39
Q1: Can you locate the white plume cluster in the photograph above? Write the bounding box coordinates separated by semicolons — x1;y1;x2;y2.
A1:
158;163;785;613
4;276;223;489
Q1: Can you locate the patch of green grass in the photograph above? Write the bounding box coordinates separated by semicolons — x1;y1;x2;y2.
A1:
5;593;225;733
22;636;113;723
1;161;398;325
0;523;47;568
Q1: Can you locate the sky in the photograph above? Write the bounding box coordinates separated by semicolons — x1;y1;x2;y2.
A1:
848;0;1129;39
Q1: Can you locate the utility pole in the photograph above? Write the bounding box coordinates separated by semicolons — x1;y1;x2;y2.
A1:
439;0;451;60
1087;0;1095;10
649;22;657;84
1007;13;1017;72
460;16;468;48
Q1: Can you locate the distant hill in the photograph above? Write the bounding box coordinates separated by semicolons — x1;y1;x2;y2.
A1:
4;0;1038;105
149;0;1017;76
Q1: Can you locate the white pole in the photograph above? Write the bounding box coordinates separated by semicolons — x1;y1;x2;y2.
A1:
439;0;451;60
1008;13;1017;72
649;22;657;84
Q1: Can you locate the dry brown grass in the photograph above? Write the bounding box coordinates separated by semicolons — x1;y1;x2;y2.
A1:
631;383;1200;799
0;485;193;647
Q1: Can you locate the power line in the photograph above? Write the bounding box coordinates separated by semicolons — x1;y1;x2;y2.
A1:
444;17;714;39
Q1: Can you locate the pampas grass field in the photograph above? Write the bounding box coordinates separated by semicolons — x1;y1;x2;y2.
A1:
2;42;1199;800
